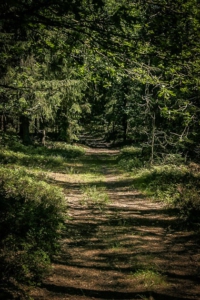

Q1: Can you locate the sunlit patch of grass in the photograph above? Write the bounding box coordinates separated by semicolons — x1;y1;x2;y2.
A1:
0;164;47;181
131;164;191;201
47;171;105;188
79;173;105;183
46;141;86;158
130;164;200;223
5;140;86;158
0;142;86;173
0;148;66;171
129;268;168;289
80;184;110;209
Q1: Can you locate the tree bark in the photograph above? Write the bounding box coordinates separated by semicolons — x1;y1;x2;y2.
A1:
19;115;32;145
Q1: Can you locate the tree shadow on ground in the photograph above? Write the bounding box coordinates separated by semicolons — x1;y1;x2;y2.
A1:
40;283;194;300
31;149;200;300
46;200;200;300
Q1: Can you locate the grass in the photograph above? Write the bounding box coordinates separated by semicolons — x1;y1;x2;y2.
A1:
1;138;199;300
128;254;168;289
137;165;200;223
130;269;168;289
2;140;200;223
80;184;110;209
0;145;97;186
0;140;86;171
117;146;200;224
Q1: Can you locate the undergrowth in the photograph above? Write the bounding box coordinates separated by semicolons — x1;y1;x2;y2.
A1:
118;146;200;224
80;185;110;210
0;140;86;172
0;166;67;290
0;138;86;296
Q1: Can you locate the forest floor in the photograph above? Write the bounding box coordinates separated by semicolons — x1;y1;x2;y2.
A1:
30;147;200;300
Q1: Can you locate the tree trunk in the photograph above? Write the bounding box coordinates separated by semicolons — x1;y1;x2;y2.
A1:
122;79;128;144
1;115;6;132
150;112;156;165
39;118;46;146
34;118;38;136
19;115;32;145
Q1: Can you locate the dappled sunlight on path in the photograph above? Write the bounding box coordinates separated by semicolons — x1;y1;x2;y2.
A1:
31;148;200;300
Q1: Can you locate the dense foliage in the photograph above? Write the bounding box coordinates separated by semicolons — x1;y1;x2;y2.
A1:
0;166;66;287
0;0;199;162
0;139;86;295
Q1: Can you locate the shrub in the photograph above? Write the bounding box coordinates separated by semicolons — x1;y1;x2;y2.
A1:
120;146;143;158
0;167;66;286
118;146;144;171
175;184;200;222
0;141;86;171
162;153;185;165
118;157;144;171
47;141;85;158
132;164;200;223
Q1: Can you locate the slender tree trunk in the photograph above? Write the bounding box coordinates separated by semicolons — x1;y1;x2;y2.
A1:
150;112;156;165
122;79;128;144
122;101;127;143
1;115;6;132
34;118;38;136
39;118;46;146
19;115;32;145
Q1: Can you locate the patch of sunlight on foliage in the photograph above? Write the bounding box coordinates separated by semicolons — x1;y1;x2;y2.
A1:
80;184;110;209
48;171;105;185
46;141;86;158
120;146;143;156
1;164;50;183
2;139;85;158
0;148;66;170
162;153;185;165
0;140;86;174
0;166;67;287
118;146;144;171
0;143;86;172
130;269;168;288
132;165;190;201
131;164;200;223
78;173;105;183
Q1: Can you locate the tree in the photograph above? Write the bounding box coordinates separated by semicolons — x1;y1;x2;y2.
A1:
0;0;143;143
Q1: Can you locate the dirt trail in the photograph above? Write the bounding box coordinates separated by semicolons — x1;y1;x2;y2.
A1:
31;148;200;300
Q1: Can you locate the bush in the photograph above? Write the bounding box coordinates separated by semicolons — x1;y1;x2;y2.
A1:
132;164;200;223
47;141;86;158
118;157;144;171
0;167;66;286
162;153;185;165
118;146;144;171
0;141;86;171
175;184;200;222
120;146;143;158
0;148;67;170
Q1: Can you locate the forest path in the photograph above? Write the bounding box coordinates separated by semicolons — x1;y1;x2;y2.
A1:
31;147;200;300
